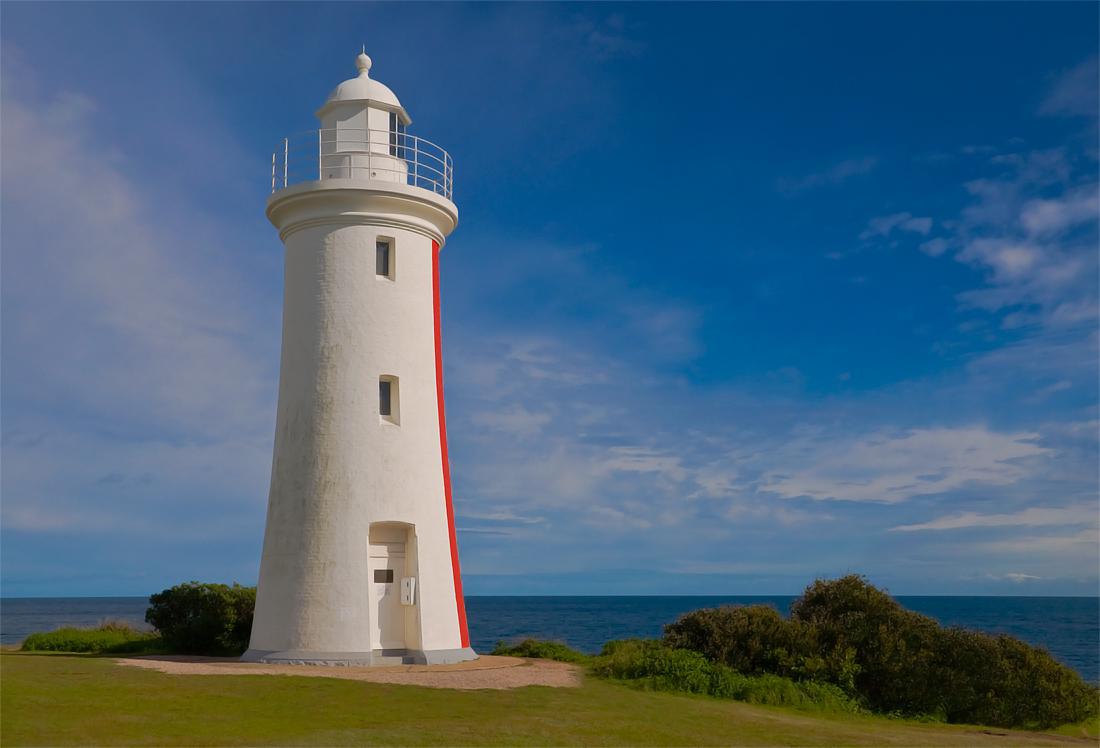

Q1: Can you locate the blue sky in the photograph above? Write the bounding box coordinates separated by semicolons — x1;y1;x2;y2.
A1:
2;3;1097;598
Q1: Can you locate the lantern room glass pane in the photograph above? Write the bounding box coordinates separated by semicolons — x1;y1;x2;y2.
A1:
388;113;407;159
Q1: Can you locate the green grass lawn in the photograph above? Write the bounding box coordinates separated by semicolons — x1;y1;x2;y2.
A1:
1;650;1095;747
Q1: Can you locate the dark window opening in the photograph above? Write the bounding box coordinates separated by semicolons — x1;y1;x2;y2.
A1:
376;241;390;277
389;112;407;159
374;569;394;583
379;380;392;416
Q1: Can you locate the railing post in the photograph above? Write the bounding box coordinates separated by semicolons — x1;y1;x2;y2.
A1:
271;151;276;193
283;138;289;188
317;129;322;181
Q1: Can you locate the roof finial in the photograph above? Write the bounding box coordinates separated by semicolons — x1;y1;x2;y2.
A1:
356;49;372;78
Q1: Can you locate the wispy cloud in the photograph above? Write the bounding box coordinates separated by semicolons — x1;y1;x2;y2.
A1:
980;529;1098;556
777;156;878;195
919;237;950;257
759;427;1050;504
2;79;275;440
950;153;1098;329
457;510;545;524
0;68;276;546
918;60;1099;333
891;505;1096;532
471;405;552;438
571;13;646;61
1039;55;1099;119
858;212;934;240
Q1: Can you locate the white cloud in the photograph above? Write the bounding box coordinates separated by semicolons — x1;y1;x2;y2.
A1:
0;428;270;537
1024;379;1073;404
891;505;1096;532
920;237;950;257
599;447;688;481
472;405;552;437
901;216;933;235
760;426;1050;503
586;504;652;531
620;304;705;359
1020;187;1099;238
2;80;275;440
860;212;912;239
980;529;1098;556
1005;573;1040;582
457;510;545;524
778;156;878;195
957;239;1043;279
859;212;934;240
1039;55;1099;119
919;148;1100;330
575;13;647;61
0;71;277;545
961;145;998;155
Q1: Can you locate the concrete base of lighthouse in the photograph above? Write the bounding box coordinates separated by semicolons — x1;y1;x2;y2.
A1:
239;647;477;667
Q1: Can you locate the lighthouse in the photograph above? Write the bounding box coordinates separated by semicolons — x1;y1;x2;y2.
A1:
242;52;474;666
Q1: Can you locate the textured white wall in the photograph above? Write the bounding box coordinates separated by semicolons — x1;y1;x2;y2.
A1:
247;177;466;662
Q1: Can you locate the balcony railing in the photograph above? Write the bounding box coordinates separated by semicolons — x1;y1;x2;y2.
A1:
271;128;453;200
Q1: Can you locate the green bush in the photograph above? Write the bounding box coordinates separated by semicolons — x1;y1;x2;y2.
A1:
660;574;1099;728
490;638;589;664
790;575;1098;726
145;582;255;656
591;637;862;714
661;603;856;686
21;620;162;654
789;574;942;710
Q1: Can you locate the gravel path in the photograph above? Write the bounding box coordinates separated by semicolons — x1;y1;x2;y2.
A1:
117;654;582;690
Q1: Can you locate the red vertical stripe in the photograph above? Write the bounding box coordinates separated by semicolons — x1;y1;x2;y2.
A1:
433;240;470;648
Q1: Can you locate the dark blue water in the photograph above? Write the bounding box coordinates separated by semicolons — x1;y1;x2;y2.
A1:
3;595;1096;684
466;596;1099;685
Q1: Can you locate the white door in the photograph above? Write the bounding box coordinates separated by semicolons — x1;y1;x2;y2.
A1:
369;543;405;650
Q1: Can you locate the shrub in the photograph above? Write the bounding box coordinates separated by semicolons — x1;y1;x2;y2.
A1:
21;620;162;654
662;603;846;684
788;575;944;710
591;638;863;714
490;638;589;664
790;575;1099;726
660;574;1099;728
145;582;255;656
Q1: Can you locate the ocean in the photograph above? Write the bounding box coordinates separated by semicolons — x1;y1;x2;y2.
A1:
3;595;1096;684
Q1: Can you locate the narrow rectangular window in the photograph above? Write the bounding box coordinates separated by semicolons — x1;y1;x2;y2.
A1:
379;380;391;417
376;240;390;277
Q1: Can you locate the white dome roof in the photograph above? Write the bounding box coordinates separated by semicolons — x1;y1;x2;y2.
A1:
324;53;402;108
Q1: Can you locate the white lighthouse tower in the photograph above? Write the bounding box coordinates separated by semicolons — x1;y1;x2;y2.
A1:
242;52;475;666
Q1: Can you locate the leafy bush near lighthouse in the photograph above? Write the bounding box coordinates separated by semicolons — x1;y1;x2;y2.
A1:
659;603;861;688
145;582;255;656
662;575;1099;728
21;620;162;654
490;638;591;664
591;637;864;714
